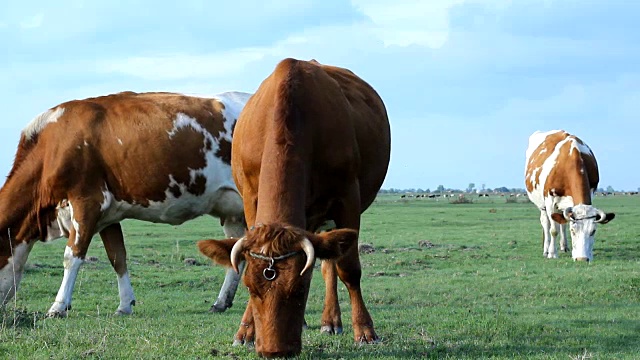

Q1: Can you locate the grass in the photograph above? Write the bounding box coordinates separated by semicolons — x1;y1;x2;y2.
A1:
1;194;638;359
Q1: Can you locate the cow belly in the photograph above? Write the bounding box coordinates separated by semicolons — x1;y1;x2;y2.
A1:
526;188;545;210
97;188;242;229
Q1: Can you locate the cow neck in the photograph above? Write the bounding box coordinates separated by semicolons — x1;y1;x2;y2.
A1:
254;127;307;228
566;153;593;205
0;161;45;243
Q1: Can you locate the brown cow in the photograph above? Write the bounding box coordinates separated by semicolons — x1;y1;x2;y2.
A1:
198;58;391;357
0;91;251;316
524;130;615;261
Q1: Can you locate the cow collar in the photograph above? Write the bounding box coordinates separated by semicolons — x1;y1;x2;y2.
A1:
570;215;598;222
248;251;301;281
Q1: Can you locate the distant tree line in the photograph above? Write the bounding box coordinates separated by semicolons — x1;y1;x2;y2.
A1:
379;185;634;194
378;186;526;194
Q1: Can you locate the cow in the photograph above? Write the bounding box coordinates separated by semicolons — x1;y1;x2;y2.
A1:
197;58;391;358
0;91;251;317
524;130;615;261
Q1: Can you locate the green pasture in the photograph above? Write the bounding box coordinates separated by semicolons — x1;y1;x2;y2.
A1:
1;194;639;359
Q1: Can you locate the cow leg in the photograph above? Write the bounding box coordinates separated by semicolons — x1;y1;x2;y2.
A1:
99;223;136;315
47;199;100;317
0;241;35;305
559;222;569;252
320;260;342;334
233;300;255;347
539;210;555;258
548;218;559;259
211;215;245;313
333;185;378;343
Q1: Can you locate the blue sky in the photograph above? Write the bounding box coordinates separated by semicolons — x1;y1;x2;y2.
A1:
1;0;638;191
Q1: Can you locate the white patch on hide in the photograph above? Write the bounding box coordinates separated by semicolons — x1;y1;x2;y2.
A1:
22;107;65;140
94;92;250;230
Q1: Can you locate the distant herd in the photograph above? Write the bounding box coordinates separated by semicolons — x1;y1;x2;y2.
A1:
399;191;637;198
0;58;618;357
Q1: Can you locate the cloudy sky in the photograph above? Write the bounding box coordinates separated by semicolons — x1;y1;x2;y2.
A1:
1;0;638;191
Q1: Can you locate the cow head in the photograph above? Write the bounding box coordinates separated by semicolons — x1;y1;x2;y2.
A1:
46;200;72;241
551;204;615;262
198;223;358;358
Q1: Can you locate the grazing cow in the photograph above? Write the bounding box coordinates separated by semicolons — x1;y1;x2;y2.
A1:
0;91;251;316
524;130;615;261
198;58;391;357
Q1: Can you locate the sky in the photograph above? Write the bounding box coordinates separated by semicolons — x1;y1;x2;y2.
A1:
1;0;638;191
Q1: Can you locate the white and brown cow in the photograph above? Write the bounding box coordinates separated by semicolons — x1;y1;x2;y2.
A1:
524;130;615;261
0;91;251;316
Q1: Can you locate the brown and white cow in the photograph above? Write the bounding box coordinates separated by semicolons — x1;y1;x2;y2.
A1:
524;130;615;262
0;91;251;316
198;58;391;357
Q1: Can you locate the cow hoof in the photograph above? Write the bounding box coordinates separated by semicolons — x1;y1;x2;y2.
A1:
114;309;133;316
46;310;67;318
209;302;231;313
320;325;343;335
354;328;379;344
357;335;381;344
232;339;254;348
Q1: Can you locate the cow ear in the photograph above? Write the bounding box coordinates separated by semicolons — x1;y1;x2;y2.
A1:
197;238;239;268
550;213;567;224
598;212;616;224
310;229;358;260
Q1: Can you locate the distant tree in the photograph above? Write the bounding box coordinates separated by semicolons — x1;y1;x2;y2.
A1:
606;185;615;193
495;187;509;193
425;188;431;193
417;188;424;193
437;185;445;194
597;188;605;193
481;183;486;192
467;183;476;193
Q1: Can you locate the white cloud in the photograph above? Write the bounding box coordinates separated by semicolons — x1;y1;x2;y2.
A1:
19;13;44;29
350;0;516;48
351;0;464;48
98;50;267;81
94;34;315;81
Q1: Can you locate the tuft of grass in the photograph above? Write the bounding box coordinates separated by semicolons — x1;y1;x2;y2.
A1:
449;195;474;204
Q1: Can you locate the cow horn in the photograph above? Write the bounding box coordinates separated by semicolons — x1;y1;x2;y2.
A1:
230;237;246;274
595;209;607;223
299;237;315;276
563;207;574;220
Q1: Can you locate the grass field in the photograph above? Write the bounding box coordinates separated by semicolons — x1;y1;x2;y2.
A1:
1;194;639;359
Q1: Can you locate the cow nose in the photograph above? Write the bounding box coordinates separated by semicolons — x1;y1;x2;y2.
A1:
574;257;590;262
